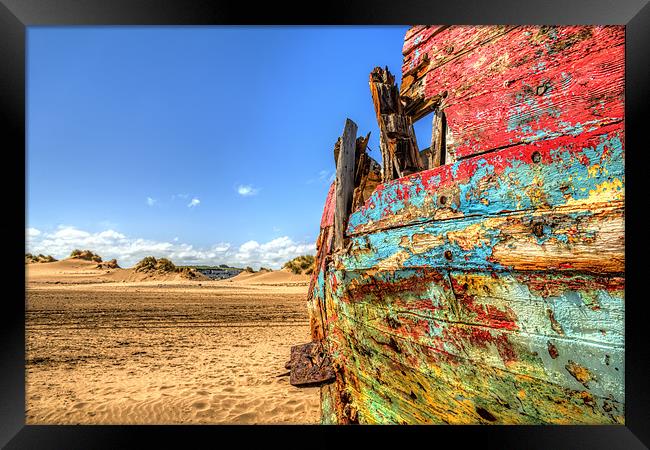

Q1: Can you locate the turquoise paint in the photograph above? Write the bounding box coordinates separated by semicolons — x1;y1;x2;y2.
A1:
347;129;624;235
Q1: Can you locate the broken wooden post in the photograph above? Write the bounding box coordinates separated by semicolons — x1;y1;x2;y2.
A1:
429;109;446;168
334;118;357;252
369;66;424;182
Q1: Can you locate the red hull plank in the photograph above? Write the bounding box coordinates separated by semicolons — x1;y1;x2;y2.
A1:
402;26;624;159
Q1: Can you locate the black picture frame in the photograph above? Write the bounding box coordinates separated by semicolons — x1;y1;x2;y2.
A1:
2;0;648;448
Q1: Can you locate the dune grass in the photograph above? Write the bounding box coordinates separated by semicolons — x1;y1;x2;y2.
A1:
282;255;315;275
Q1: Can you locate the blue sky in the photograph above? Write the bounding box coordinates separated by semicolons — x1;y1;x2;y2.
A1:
26;26;420;268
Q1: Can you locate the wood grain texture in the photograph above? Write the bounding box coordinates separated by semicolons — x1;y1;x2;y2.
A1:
334;119;358;251
334;268;623;346
328;273;623;403
342;203;623;273
369;67;424;181
401;25;624;159
329;324;623;424
347;123;624;236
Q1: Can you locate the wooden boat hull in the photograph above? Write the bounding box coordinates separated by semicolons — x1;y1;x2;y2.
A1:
307;25;624;424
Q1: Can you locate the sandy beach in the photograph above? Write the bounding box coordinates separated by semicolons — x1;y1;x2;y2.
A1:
25;260;320;424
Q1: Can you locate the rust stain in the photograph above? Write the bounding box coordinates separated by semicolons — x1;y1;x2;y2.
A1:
547;308;565;335
565;360;596;388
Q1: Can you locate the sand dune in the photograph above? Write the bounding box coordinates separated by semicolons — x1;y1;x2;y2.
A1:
25;262;320;424
26;258;209;284
231;269;310;285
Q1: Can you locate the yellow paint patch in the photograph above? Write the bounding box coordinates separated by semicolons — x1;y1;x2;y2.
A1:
408;233;445;253
588;178;623;201
588;164;601;177
376;250;412;270
446;222;493;251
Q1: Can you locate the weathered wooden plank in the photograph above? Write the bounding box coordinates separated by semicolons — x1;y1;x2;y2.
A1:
332;292;623;403
405;26;623;106
402;25;624;159
369;67;424;181
333;268;624;346
329;325;623;424
341;203;624;274
319;384;339;424
347;123;624;236
429;109;445;168
402;25;449;57
401;25;518;95
328;266;623;400
307;183;336;342
334;119;358;251
448;43;624;159
351;134;382;212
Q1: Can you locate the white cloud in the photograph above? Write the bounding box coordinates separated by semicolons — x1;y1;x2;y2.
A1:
146;197;157;207
187;198;200;208
26;226;314;270
27;227;41;237
233;236;315;268
237;185;259;197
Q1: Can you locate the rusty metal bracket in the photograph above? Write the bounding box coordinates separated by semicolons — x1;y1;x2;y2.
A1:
288;341;335;387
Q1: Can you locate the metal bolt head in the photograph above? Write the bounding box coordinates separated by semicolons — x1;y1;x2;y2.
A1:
532;222;545;237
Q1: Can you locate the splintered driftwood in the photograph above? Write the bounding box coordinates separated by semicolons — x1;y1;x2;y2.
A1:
334;119;358;251
288;341;335;387
369;66;424;182
351;134;382;212
333;124;383;250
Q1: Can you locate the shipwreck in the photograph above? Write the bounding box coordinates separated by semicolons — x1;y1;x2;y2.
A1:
289;25;624;425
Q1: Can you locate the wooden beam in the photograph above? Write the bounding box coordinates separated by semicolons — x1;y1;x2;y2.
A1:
369;66;424;182
429;109;446;168
334;118;358;251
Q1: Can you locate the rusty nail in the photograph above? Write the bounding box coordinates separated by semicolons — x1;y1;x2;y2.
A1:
444;250;453;261
532;222;545;237
439;195;447;206
445;45;454;54
536;84;548;95
532;151;542;163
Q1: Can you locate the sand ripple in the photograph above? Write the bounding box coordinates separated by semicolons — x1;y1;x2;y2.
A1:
26;284;320;424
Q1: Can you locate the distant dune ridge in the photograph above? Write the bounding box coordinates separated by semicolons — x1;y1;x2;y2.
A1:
26;252;209;284
25;250;314;285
